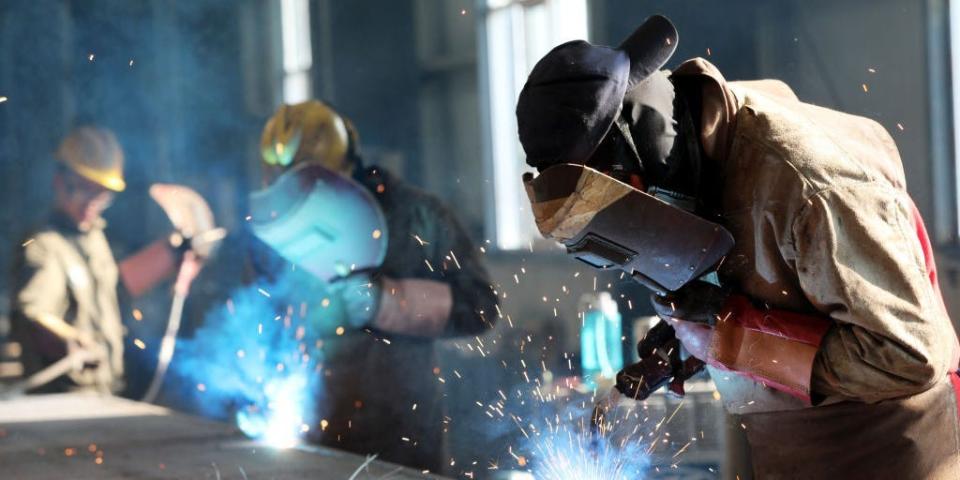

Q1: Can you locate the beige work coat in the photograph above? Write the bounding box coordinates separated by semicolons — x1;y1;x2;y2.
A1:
11;213;125;393
673;58;960;478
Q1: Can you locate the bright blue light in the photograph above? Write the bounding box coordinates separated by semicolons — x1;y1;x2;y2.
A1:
530;426;650;480
236;372;311;449
172;266;324;448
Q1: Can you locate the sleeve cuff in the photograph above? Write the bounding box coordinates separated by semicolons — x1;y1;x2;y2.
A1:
707;295;832;404
372;278;453;337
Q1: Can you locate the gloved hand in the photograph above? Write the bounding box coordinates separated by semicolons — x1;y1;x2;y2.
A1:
649;280;729;361
613;320;707;400
168;230;193;256
327;272;382;329
650;280;728;324
170;227;226;257
68;333;107;369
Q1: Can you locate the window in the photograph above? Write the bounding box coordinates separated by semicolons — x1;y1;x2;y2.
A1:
944;0;960;242
479;0;589;250
280;0;313;104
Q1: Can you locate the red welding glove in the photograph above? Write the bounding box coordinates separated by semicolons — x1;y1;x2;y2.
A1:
372;277;453;337
652;282;832;404
118;230;211;298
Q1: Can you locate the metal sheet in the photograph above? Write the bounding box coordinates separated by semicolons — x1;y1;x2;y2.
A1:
0;393;445;479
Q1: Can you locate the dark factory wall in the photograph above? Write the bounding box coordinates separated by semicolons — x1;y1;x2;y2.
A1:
308;0;487;238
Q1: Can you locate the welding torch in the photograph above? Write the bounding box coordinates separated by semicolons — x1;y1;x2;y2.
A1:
589;274;726;436
590;319;707;436
520;165;736;434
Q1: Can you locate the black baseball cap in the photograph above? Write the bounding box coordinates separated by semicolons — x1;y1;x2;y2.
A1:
516;15;678;170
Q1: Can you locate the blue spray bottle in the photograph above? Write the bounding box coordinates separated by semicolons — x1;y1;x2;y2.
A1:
580;292;623;389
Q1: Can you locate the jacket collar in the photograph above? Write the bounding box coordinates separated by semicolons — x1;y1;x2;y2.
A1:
671;57;740;166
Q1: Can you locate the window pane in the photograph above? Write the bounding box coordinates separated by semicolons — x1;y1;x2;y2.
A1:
482;0;589;250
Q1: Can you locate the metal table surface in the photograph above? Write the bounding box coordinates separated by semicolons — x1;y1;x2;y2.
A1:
0;393;444;479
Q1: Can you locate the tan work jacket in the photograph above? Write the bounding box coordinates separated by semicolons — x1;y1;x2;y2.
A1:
674;58;960;478
11;213;124;392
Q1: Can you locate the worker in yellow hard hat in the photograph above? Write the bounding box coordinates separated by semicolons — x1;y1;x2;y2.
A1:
250;100;498;472
56;126;128;193
259;99;360;182
10;126;204;394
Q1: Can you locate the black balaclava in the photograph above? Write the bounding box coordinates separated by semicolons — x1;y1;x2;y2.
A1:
603;70;704;212
622;70;677;171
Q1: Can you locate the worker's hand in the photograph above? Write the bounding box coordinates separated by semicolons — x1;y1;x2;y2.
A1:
68;334;105;368
327;272;381;329
168;230;193;256
667;319;713;362
649;280;728;325
650;280;728;361
170;227;226;260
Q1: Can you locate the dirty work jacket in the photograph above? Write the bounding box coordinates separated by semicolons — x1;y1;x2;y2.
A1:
243;165;498;473
673;57;960;478
11;213;125;393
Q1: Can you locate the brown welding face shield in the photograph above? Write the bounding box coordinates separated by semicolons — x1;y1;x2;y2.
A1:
523;164;733;294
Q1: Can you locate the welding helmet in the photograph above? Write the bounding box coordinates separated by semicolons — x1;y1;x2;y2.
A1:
56;126;126;192
523;164;731;293
248;162;388;282
517;15;733;292
260;100;361;178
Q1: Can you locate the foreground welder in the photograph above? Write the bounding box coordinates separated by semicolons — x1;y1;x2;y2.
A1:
251;100;497;472
10;126;203;394
518;15;960;478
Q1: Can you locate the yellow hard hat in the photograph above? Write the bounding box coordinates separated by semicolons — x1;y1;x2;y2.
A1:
260;100;357;176
56;126;126;192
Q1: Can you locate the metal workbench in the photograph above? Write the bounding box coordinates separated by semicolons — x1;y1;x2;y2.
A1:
0;393;444;479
